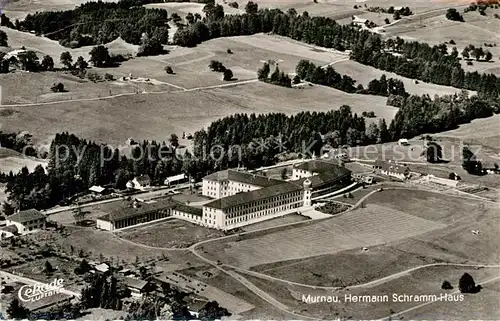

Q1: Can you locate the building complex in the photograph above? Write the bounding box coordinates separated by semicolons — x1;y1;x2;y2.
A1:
96;160;353;231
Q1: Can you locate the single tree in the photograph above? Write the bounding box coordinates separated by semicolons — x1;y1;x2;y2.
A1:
459;273;477;293
44;260;54;273
223;68;233;81
74;56;88;70
442;280;453;290
0;29;7;46
50;82;65;92
384;18;390;24
425;142;443;163
60;51;73;69
89;45;110;67
257;62;270;80
165;66;174;74
169;133;179;148
280;168;287;179
7;298;29;319
245;1;258;14
41;55;54;71
484;51;493;61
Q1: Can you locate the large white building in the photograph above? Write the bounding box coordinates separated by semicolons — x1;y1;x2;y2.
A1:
96;160;352;232
200;160;352;230
202;169;283;199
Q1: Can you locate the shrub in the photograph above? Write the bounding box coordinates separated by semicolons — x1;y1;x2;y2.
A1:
227;48;233;54
459;273;481;293
442;280;453;290
104;73;114;81
165;66;174;74
87;72;102;82
50;83;65;92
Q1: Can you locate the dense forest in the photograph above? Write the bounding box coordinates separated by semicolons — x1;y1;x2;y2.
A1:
13;0;169;47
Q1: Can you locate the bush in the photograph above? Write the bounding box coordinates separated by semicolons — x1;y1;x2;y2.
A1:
165;66;174;74
104;73;114;81
459;273;481;293
227;48;233;54
87;72;102;82
442;280;453;290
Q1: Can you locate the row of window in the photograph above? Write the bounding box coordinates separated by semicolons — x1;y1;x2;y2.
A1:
225;192;302;214
224;203;301;225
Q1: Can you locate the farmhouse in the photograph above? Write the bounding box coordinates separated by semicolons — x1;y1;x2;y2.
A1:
373;160;410;180
6;209;46;234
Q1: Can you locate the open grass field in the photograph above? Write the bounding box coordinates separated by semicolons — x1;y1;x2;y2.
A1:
0;80;397;145
201;201;446;269
240;213;309;232
0;71;174;105
118;218;226;248
0;147;47;174
31;226;204;265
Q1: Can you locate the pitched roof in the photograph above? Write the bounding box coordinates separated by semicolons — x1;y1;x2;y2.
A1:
97;199;177;223
123;277;148;290
89;185;106;193
8;209;45;223
134;175;151;184
94;263;109;273
165;173;187;184
0;224;18;234
204;181;302;210
173;203;203;217
292;168;352;189
203;169;283;188
294;160;344;174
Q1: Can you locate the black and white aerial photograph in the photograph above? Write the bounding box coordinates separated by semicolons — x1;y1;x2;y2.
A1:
0;0;499;319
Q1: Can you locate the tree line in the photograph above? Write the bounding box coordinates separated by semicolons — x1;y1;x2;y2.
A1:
351;35;500;98
170;2;500;99
11;0;169;48
293;60;408;97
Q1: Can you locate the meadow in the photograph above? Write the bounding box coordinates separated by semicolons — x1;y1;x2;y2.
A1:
200;200;446;269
